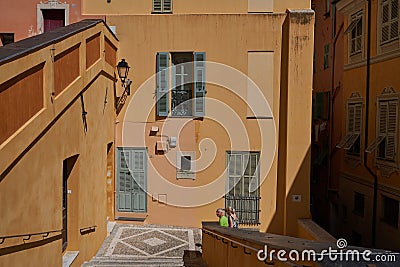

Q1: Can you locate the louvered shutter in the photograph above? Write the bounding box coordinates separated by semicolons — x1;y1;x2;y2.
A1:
194;52;206;117
163;0;172;12
153;0;162;12
117;151;132;211
383;1;390;42
354;103;362;134
131;149;147;212
390;0;399;40
386;100;398;160
157;52;169;116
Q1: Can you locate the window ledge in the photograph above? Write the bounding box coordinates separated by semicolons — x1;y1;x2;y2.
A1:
62;251;79;267
376;161;398;177
115;212;148;222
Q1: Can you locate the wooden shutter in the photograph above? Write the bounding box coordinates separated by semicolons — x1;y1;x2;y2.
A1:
194;52;206;117
386;100;398;160
383;1;391;42
390;0;399;40
132;149;147;212
117;150;132;211
153;0;162;12
163;0;172;12
157;52;169;116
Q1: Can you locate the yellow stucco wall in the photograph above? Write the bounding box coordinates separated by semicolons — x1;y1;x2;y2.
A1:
338;0;400;250
0;22;118;266
82;0;310;15
104;9;314;237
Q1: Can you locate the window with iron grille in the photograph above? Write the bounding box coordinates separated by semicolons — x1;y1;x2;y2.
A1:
337;98;363;157
156;52;206;117
153;0;172;13
225;151;260;225
380;0;399;44
366;97;398;162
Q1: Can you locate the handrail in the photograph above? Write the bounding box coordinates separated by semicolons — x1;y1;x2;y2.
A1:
0;229;62;245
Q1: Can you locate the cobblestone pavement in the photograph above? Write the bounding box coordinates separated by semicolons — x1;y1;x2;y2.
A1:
97;223;202;259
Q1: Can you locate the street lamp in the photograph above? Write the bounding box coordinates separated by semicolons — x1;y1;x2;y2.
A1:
117;58;130;85
116;59;132;110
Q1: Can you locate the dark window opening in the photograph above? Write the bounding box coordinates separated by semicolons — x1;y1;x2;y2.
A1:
181;155;191;171
382;195;399;228
0;33;14;46
42;9;65;33
171;52;193;117
353;192;365;217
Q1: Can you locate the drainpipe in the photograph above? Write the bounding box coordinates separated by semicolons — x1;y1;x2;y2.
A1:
363;0;378;248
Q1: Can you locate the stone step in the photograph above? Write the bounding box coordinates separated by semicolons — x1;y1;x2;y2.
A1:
83;256;184;267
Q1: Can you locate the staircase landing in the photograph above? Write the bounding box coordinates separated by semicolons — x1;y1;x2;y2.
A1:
84;223;203;266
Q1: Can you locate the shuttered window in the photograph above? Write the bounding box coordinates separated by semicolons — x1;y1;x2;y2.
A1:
381;0;399;44
156;52;206;117
153;0;172;13
366;99;398;162
156;52;169;116
194;52;206;117
337;101;363;156
345;11;363;55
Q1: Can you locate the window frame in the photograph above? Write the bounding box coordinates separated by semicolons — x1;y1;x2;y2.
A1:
152;0;173;14
156;51;206;118
176;151;196;179
380;0;399;45
225;151;261;225
366;89;399;173
348;11;364;56
381;194;399;228
337;93;363;161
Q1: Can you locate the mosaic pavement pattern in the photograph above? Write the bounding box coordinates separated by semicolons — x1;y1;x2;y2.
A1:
100;224;202;258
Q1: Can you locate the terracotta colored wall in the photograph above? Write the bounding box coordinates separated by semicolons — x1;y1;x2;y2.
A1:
54;44;80;96
86;33;101;69
0;0;103;43
105;38;117;68
0;64;44;144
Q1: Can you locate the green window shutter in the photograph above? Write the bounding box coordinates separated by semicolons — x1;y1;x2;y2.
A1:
157;52;169;116
163;0;172;12
117;150;132;211
153;0;162;12
132;150;147;212
194;52;206;117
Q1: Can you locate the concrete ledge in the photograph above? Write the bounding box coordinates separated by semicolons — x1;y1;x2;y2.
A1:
297;218;336;242
62;251;79;267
